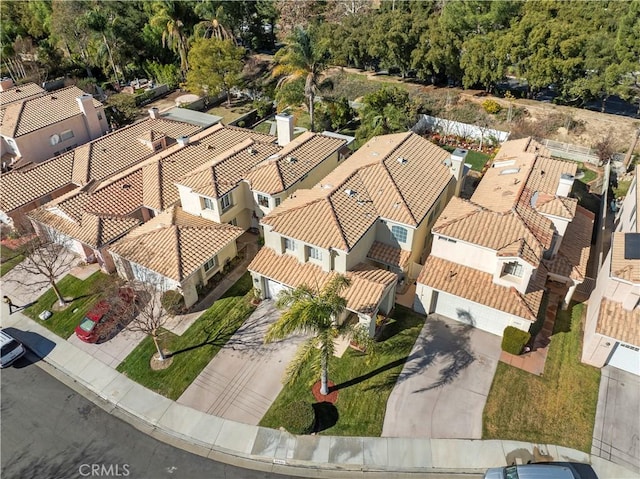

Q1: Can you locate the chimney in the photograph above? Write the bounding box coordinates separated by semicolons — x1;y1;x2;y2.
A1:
449;148;468;197
275;113;294;146
556;173;575;197
177;136;189;147
0;78;14;91
148;107;160;120
76;94;102;140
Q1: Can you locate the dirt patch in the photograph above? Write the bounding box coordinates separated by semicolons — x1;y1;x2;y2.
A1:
150;350;173;370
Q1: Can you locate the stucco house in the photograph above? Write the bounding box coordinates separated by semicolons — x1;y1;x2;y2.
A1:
582;165;640;375
1;86;109;167
28;120;347;307
109;206;244;307
249;131;466;335
1;113;203;231
414;137;593;337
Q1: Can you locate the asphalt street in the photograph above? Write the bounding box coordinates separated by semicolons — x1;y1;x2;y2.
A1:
0;352;301;479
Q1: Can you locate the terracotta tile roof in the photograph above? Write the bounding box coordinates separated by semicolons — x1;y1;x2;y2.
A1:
29;208;140;248
367;241;411;269
596;298;640;345
610;233;640;283
636;165;639;233
534;195;578;219
434;197;554;265
0;86;104;137
471;138;577;214
417;256;546;321
248;247;397;315
110;206;244;282
245;132;346;194
0;82;46;106
262;132;452;251
1;118;200;213
543;206;594;280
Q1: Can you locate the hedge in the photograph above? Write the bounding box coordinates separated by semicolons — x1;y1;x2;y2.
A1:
501;326;531;355
281;401;315;435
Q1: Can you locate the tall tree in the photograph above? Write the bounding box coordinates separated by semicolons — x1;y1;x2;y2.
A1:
149;1;194;79
194;2;235;42
185;37;244;106
265;275;358;396
356;86;416;142
272;27;329;132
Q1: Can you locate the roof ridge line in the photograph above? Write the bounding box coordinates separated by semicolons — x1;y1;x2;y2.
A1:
510;286;537;321
327;195;350;250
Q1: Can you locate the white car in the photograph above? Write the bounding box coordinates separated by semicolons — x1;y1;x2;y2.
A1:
0;329;26;368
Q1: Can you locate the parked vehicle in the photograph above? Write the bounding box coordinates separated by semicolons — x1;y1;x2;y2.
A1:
0;329;26;367
75;288;137;343
484;463;583;479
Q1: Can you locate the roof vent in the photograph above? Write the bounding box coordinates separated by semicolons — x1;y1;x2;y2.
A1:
248;147;257;155
287;156;297;163
322;184;333;189
51;96;57;100
397;156;407;165
344;189;357;197
122;184;131;190
177;136;189;147
499;168;520;175
207;145;214;150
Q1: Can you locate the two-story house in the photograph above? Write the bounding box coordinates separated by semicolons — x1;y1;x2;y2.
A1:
1;86;109;167
0;80;46;107
414;137;593;337
582;165;640;375
249;131;466;335
1;112;204;231
29;119;348;307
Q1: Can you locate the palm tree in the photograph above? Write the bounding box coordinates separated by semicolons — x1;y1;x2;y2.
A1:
194;4;236;44
266;274;365;396
150;2;191;79
272;27;328;132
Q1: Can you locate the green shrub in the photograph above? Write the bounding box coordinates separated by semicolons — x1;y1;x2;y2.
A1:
161;290;185;315
501;326;531;355
281;401;315;434
482;99;502;114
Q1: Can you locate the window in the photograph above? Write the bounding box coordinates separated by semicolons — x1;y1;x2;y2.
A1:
60;130;74;141
203;197;214;210
203;256;217;272
221;193;232;210
502;261;524;278
275;197;281;207
229;218;238;226
438;236;457;243
284;237;295;251
97;112;103;121
257;194;269;207
308;246;322;260
391;225;408;243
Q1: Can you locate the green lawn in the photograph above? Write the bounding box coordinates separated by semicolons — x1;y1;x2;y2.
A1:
440;145;491;171
22;272;113;339
613;179;633;199
483;303;600;452
206;100;254;125
0;245;25;277
577;163;598;184
259;305;425;436
252;120;273;134
116;273;255;400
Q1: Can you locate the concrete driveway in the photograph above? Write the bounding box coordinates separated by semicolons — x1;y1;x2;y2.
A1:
177;300;305;425
382;314;501;439
67;325;147;368
592;366;640;473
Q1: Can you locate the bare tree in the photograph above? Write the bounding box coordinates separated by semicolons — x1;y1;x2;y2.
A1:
594;130;615;166
9;231;76;307
126;277;182;361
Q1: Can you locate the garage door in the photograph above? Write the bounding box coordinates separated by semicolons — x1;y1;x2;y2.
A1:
266;279;289;300
433;291;511;337
607;342;640;376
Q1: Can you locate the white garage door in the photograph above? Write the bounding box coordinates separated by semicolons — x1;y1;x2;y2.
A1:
266;279;289;300
607;342;640;376
433;291;512;337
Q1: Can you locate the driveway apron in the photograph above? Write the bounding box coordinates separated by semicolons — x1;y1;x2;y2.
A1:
177;300;305;425
382;314;501;439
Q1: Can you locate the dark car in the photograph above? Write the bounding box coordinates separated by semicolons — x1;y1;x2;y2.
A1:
75;288;137;343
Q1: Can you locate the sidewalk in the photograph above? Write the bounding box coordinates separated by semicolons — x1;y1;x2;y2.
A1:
0;303;636;478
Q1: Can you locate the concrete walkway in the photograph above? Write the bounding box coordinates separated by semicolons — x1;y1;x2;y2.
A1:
592;367;640;473
178;300;306;425
382;315;501;439
0;303;636;478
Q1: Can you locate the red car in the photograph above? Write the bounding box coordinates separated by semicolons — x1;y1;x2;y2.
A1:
75;288;137;343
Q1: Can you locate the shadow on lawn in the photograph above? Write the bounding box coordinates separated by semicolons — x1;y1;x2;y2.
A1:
313;402;339;433
333;317;476;393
